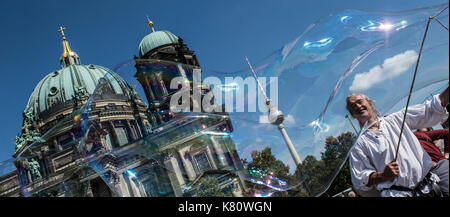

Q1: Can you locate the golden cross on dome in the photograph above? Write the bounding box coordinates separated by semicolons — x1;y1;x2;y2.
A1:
58;26;67;39
56;26;80;67
146;15;155;32
58;26;72;54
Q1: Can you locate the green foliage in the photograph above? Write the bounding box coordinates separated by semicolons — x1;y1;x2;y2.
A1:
248;147;290;180
292;131;355;196
245;132;356;197
325;160;352;197
322;132;355;196
196;176;233;197
244;147;292;197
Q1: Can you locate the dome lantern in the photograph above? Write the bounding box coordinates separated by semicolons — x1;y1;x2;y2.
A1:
58;26;81;68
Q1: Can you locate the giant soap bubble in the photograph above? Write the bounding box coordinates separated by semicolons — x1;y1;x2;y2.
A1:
0;3;448;197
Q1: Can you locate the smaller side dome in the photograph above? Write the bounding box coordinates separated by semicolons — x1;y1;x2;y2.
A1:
138;30;179;58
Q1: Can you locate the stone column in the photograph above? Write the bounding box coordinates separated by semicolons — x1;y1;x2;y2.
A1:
210;136;228;167
69;132;75;143
118;174;131;197
163;158;182;196
108;121;119;147
178;150;196;181
127;176;141;197
150;74;160;97
137;180;147;197
102;139;111;153
133;118;144;138
165;155;185;187
144;76;156;101
54;138;62;151
125;120;134;141
157;72;168;96
205;145;218;170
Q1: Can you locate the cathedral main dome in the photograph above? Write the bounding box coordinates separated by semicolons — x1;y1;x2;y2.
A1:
25;64;132;121
13;26;148;156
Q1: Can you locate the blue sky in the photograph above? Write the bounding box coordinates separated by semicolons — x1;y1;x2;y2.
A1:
0;0;447;164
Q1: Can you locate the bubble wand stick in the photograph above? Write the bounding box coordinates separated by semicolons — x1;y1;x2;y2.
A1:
394;6;448;161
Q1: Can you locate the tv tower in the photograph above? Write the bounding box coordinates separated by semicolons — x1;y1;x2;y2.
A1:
245;56;302;166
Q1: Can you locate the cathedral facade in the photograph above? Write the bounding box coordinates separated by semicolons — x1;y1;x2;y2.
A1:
0;21;245;197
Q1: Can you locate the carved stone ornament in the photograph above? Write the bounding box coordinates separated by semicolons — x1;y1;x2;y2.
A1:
73;86;89;106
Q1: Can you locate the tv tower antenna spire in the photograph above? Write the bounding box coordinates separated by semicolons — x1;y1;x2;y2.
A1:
245;56;302;165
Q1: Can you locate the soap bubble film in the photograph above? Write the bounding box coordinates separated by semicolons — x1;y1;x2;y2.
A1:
0;3;448;197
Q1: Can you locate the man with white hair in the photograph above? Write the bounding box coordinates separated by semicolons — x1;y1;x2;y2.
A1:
346;87;449;197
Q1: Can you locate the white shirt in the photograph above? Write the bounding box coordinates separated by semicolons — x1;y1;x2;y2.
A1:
349;95;448;197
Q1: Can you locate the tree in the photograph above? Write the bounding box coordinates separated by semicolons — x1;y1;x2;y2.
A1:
195;176;232;197
244;132;356;197
323;132;355;196
290;131;356;197
245;147;291;197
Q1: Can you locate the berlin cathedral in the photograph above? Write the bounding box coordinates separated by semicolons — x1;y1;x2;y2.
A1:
0;19;246;197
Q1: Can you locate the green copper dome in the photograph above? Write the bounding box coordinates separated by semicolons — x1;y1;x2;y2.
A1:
138;30;179;58
26;64;132;121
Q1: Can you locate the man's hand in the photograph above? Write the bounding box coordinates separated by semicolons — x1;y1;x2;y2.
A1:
382;161;399;179
367;161;399;186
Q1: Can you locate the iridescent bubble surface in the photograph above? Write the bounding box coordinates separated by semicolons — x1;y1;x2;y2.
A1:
1;3;448;197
